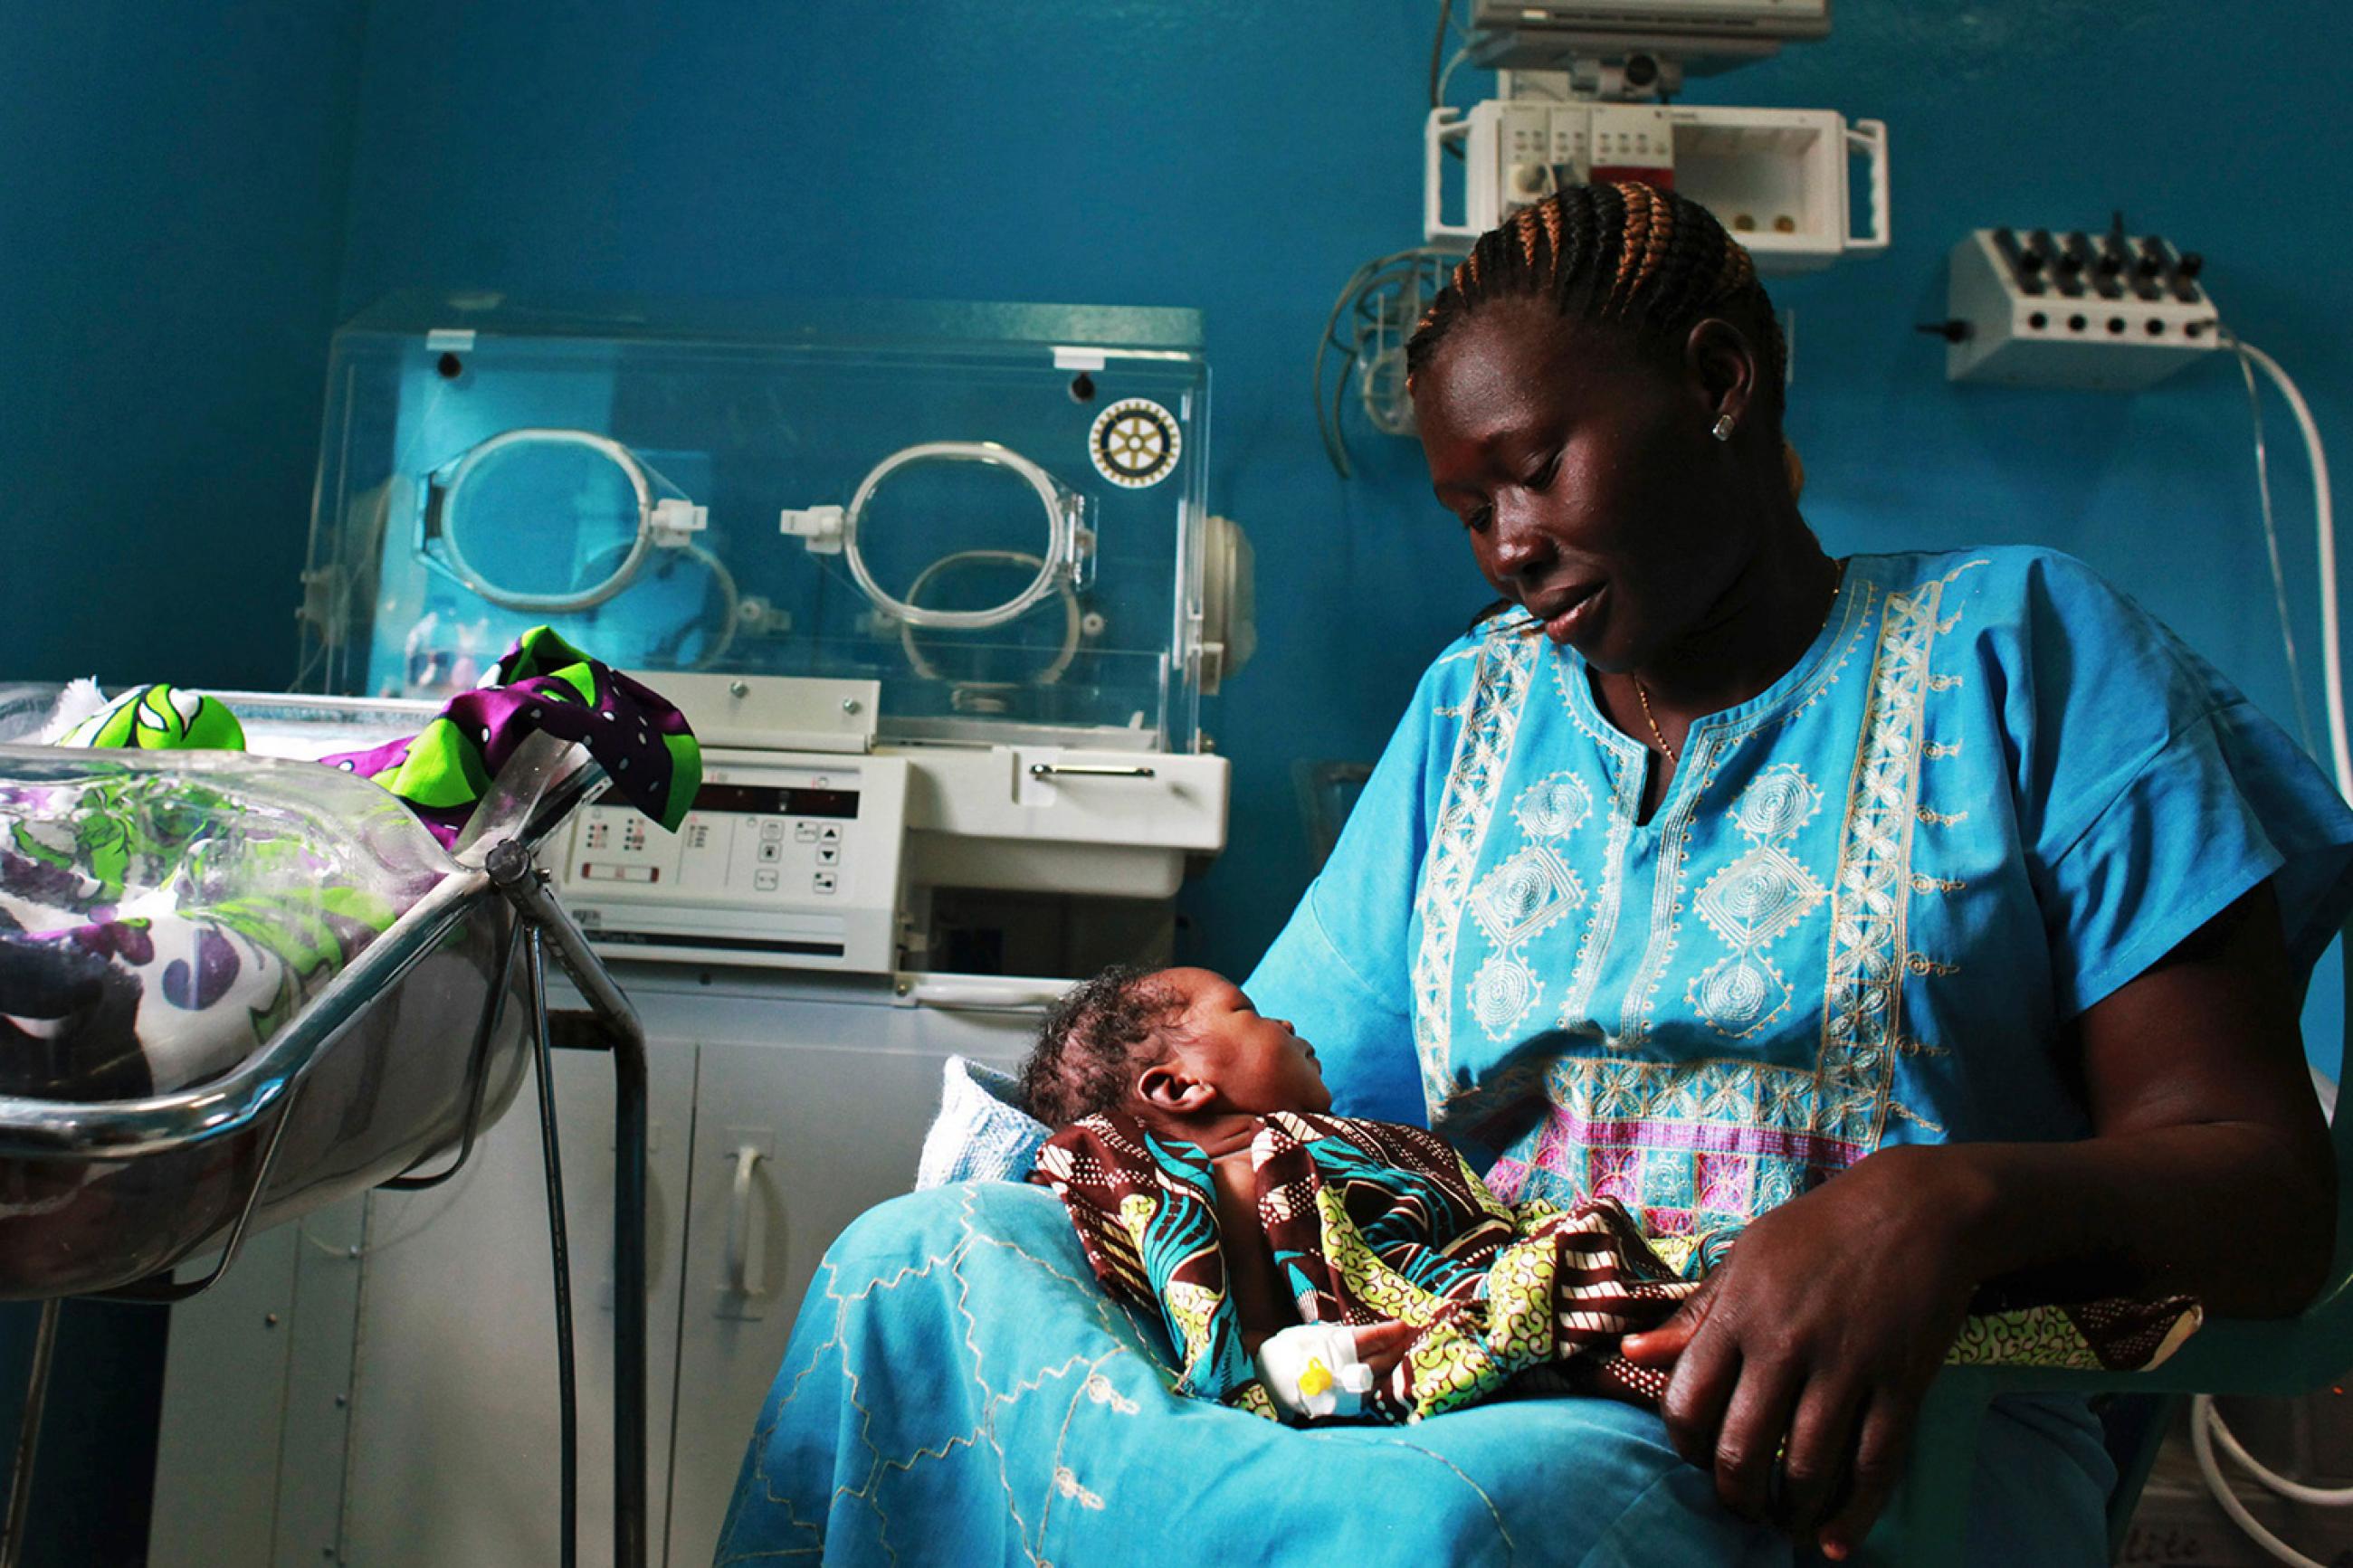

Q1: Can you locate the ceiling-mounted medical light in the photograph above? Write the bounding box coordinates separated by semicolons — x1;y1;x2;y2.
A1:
417;428;708;614
781;441;1092;632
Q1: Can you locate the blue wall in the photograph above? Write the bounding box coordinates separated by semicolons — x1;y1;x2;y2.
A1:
0;1;367;690
332;0;2348;1051
0;7;367;1560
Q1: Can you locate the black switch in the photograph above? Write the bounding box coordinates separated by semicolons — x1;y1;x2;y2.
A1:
1994;228;2045;294
2170;250;2205;304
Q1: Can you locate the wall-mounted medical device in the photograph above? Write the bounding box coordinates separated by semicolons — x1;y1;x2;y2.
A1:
1424;99;1887;271
299;294;1245;978
1319;0;1886;474
1463;0;1830;85
1939;223;2221;390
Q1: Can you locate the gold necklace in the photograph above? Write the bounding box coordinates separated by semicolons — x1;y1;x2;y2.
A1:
1632;556;1846;768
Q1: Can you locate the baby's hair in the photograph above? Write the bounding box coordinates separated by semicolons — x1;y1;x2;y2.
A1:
1020;965;1189;1128
1405;181;1786;413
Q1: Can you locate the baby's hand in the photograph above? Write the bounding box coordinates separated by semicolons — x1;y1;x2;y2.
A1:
1348;1318;1420;1392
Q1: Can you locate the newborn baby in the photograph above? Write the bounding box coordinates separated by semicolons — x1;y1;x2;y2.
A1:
1021;965;2204;1428
1020;965;1700;1424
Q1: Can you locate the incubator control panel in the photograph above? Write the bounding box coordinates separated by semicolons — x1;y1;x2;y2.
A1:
554;749;908;973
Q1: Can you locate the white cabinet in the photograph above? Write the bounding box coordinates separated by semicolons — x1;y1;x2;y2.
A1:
148;967;1041;1568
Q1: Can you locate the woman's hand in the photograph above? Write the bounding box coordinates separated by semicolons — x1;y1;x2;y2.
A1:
1618;1145;1990;1561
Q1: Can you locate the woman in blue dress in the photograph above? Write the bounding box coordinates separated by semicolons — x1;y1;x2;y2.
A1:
718;182;2351;1566
1241;180;2353;1560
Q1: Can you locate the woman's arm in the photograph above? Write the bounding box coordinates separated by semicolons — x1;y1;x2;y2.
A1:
1620;880;2336;1559
1940;879;2334;1316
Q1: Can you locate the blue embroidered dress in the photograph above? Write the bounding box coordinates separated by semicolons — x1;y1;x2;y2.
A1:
1249;547;2353;1208
1240;544;2353;1551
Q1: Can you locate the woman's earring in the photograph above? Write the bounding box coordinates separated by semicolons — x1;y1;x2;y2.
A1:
1710;414;1737;442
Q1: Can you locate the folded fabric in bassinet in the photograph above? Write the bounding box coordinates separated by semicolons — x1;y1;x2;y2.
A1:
0;628;700;1101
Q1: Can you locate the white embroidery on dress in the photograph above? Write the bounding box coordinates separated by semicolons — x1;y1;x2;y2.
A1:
1814;565;1983;1149
1469;952;1545;1040
1687;764;1827;1039
1513;771;1593;840
1413;631;1538;1107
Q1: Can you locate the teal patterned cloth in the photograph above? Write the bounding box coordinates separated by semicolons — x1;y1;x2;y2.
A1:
716;1181;2118;1566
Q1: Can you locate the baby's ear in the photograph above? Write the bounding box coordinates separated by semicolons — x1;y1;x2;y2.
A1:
1137;1060;1216;1115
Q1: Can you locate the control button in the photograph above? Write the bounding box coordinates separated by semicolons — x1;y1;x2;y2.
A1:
795;822;818;843
754;869;779;891
816;845;840;866
757;841;782;863
760;821;785;841
819;824;842;843
813;871;838;896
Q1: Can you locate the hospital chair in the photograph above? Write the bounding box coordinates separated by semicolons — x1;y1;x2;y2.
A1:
1863;919;2353;1566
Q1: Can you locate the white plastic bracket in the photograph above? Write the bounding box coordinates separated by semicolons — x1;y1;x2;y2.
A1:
1845;119;1891;254
648;498;708;547
779;504;846;556
1424;107;1480;245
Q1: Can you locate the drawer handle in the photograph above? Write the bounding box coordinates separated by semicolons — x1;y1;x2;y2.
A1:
724;1145;764;1296
1028;763;1156;780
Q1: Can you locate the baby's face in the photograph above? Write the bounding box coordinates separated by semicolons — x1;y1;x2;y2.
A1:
1158;968;1332;1117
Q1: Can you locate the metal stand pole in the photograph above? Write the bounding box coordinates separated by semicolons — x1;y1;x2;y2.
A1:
489;840;648;1568
523;927;580;1568
0;1300;61;1568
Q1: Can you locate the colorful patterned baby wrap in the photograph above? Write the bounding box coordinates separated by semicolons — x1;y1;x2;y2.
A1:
1035;1109;1701;1422
1034;1110;2205;1427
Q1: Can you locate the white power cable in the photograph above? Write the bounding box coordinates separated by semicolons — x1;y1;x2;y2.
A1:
2234;341;2321;759
2190;1394;2349;1568
2232;338;2348;798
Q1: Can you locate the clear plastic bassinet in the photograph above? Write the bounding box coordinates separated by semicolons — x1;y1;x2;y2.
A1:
0;688;590;1300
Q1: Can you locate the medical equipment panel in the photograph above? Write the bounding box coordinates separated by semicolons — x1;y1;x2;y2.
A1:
557;750;908;972
1467;0;1831;57
1424;100;1889;271
298;295;1217;755
1943;225;2222;389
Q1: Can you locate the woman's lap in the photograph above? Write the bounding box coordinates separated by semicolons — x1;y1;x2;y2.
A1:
715;1183;2109;1567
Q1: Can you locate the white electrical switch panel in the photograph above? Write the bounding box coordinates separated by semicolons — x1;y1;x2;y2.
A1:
1945;226;2221;390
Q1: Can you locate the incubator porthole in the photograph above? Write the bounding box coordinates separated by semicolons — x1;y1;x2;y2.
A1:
424;429;656;612
837;442;1086;632
414;429;728;668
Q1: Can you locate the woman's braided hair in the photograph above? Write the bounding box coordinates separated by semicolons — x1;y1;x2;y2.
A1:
1405;181;1787;413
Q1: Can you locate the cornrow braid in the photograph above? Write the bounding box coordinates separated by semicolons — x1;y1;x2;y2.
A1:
1405;181;1786;408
